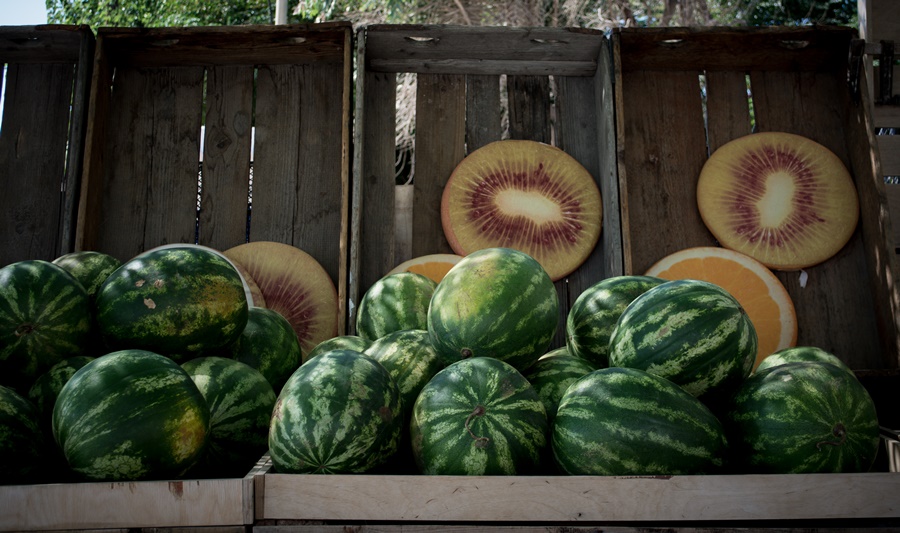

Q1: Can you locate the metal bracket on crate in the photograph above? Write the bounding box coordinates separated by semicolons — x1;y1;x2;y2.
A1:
850;38;898;105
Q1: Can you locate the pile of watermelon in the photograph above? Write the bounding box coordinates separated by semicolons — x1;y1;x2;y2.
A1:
0;243;883;484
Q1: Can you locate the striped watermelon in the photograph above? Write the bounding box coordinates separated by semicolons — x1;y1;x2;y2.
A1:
0;385;51;484
28;355;95;422
268;349;402;474
224;306;301;394
52;349;209;481
565;275;666;368
724;361;880;474
755;346;853;376
427;248;558;372
52;251;122;299
182;357;276;477
410;356;548;475
95;246;248;358
306;335;371;363
356;272;437;342
524;348;596;426
608;279;757;400
0;260;93;392
552;367;727;475
363;329;447;415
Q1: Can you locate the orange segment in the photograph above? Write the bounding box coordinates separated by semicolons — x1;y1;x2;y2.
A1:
644;246;797;370
386;253;465;284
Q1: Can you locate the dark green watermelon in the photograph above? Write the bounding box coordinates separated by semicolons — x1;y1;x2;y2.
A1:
356;272;437;342
524;348;596;426
28;355;95;422
305;335;371;363
224;306;301;394
52;251;122;299
0;385;50;484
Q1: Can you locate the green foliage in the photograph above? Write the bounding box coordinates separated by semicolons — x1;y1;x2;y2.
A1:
732;0;857;26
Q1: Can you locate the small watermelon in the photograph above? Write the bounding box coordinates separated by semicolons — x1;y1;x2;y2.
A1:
427;248;559;372
363;329;446;416
410;357;548;475
52;349;210;481
27;355;95;423
565;275;666;368
0;260;92;392
755;346;853;376
52;251;122;299
305;335;371;363
552;367;727;475
724;361;880;474
224;306;301;394
268;349;402;474
356;272;437;342
182;356;276;478
0;385;50;484
95;245;248;358
524;348;596;426
608;278;757;400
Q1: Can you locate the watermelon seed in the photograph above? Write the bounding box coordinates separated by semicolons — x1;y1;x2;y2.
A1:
465;405;490;448
815;423;847;450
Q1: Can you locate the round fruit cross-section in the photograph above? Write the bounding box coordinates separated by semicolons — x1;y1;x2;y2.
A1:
696;132;859;271
386;253;464;284
223;242;339;355
441;140;602;281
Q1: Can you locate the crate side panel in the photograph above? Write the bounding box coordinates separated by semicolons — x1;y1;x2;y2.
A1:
618;69;714;275
0;62;73;265
199;64;254;252
465;74;502;152
411;73;465;258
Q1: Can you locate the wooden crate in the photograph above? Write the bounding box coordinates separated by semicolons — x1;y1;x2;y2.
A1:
75;22;353;333
0;25;94;266
349;24;620;341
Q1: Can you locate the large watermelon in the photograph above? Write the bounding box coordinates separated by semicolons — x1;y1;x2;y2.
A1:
0;260;92;392
52;349;210;481
268;349;402;474
0;385;50;484
356;272;437;342
608;278;757;400
724;361;880;474
182;356;276;477
427;248;558;372
223;306;301;394
552;367;727;475
565;275;665;368
94;245;248;357
410;356;548;475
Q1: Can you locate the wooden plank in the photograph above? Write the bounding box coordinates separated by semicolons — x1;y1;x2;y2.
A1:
873;106;900;129
199;64;254;251
595;38;624;280
0;25;85;63
465;74;502;152
888;184;900;247
256;471;900;523
0;62;73;265
506;75;551;143
411;73;465;257
878;134;900;176
704;70;753;152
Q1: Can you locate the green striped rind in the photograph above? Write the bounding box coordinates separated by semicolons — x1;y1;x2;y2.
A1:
552;367;727;475
95;247;249;357
269;349;402;474
724;361;879;474
0;385;50;484
524;350;596;426
755;346;853;376
356;273;437;342
182;357;276;477
608;279;757;399
565;275;666;368
224;307;301;394
363;329;447;415
28;355;95;421
52;350;210;481
427;248;559;371
410;356;548;475
52;251;122;299
306;335;371;363
0;260;92;391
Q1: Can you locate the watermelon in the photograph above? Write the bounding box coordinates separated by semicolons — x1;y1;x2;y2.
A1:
524;348;596;426
52;251;122;299
268;349;402;474
356;272;437;342
565;275;666;368
724;361;880;474
223;306;301;394
755;346;853;376
182;357;276;477
305;335;371;363
552;367;727;475
52;349;210;481
608;278;757;400
94;245;249;358
0;385;50;484
363;329;447;415
410;356;548;475
0;260;92;392
427;247;559;372
28;355;95;422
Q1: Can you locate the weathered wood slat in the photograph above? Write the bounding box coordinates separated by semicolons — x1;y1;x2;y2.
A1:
704;70;753;152
878;135;900;176
465;74;502;152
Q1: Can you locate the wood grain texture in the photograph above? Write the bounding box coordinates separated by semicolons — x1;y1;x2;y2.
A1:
465;74;502;152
